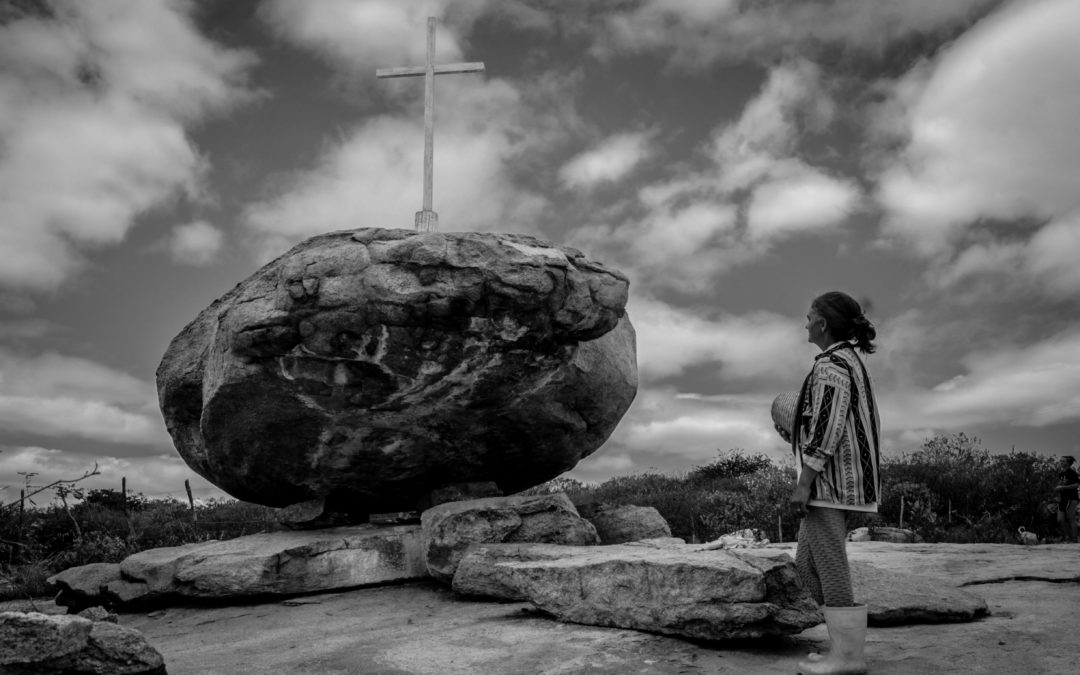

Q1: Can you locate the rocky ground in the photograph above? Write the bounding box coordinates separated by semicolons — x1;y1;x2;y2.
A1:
6;542;1079;674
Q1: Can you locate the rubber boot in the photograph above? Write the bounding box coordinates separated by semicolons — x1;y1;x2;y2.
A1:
797;605;868;675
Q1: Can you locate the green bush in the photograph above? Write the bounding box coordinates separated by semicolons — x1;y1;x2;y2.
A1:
0;490;283;600
528;451;802;543
878;435;1059;542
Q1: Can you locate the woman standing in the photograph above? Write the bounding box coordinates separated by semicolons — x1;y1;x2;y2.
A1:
776;291;881;675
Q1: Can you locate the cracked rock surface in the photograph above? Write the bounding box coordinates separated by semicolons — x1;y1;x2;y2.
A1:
156;229;637;513
49;525;427;607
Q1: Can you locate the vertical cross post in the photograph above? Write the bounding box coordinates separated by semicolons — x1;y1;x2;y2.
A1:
422;16;435;215
376;18;485;232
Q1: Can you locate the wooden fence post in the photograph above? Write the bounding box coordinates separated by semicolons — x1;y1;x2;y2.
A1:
18;489;25;546
185;479;198;528
900;495;905;531
121;477;128;517
777;514;783;543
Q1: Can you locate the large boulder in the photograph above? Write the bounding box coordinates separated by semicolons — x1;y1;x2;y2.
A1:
577;503;672;544
0;611;165;674
422;493;599;583
157;228;637;514
51;525;425;608
450;542;821;640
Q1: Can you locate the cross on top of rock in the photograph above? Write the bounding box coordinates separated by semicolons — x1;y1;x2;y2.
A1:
376;17;485;232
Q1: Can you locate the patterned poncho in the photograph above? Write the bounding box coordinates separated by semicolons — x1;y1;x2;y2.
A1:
792;341;882;511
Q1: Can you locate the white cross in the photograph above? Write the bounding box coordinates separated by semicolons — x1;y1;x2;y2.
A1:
376;17;485;232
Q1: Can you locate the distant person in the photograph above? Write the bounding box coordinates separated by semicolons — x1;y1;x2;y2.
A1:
774;291;881;675
1055;455;1078;543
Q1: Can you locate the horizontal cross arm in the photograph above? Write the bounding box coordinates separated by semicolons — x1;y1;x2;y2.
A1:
376;62;485;78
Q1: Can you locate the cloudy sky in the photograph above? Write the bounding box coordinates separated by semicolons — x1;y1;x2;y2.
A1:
2;0;1080;504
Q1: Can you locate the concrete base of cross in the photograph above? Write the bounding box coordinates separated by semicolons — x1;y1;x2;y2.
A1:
414;209;438;232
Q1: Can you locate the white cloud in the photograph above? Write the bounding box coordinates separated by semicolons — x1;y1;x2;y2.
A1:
926;240;1025;290
633;202;739;267
566;452;636;483
169;220;224;266
630;296;810;383
745;166;861;241
568;200;744;295
247;3;587;260
882;326;1080;432
1021;212;1080;296
574;386;794;480
571;59;858;293
243;78;550;260
559;132;653;190
0;0;256;291
0;446;225;503
876;0;1080;254
0;349;167;446
259;0;492;77
712;60;835;192
0;318;52;341
597;0;998;69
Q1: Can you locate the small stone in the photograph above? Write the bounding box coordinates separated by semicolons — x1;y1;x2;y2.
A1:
76;606;118;623
577;503;672;544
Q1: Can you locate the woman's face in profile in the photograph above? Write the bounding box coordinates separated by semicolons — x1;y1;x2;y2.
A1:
805;308;826;346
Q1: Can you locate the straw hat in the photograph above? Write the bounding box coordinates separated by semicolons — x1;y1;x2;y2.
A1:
771;391;799;436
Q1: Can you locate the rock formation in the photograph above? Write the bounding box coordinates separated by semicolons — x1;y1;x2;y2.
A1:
422;493;599;583
0;611;165;674
452;540;989;629
50;525;425;608
576;503;672;544
156;228;637;516
451;542;822;640
848;560;987;625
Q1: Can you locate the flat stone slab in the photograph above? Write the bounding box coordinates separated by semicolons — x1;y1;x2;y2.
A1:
769;541;1080;585
849;560;987;625
457;541;987;629
741;545;989;625
51;525;425;608
453;542;821;641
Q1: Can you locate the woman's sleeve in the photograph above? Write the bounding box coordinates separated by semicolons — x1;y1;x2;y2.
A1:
801;361;852;473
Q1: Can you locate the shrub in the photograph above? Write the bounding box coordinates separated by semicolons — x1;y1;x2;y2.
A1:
1;434;1067;599
689;449;774;482
536;452;801;543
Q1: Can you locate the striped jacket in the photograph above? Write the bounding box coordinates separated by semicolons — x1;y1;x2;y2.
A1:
793;342;882;511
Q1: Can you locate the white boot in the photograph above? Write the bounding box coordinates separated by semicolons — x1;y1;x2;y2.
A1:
797;605;868;675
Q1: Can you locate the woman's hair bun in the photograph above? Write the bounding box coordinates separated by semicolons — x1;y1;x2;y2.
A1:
813;292;877;354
